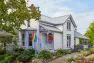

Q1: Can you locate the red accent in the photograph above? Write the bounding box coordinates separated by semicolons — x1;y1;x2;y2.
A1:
48;35;53;41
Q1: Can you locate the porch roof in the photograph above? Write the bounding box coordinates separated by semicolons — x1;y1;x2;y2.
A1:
74;31;88;39
40;24;62;32
22;23;62;33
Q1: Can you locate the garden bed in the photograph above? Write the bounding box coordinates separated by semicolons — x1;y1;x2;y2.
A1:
75;54;94;63
85;54;94;59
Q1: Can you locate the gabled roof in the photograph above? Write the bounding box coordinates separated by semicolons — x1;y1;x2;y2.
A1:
74;31;88;39
52;15;70;24
40;15;77;27
40;15;69;24
40;15;54;24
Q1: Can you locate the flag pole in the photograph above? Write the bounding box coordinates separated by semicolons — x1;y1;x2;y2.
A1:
36;21;41;53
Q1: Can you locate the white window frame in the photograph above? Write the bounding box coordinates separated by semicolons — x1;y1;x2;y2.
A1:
67;21;71;30
67;34;71;48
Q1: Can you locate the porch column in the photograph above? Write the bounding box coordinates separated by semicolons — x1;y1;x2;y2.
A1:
24;30;29;48
18;31;22;47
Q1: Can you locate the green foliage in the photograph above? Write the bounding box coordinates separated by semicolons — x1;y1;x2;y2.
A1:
0;48;35;63
76;44;80;48
67;58;75;63
0;36;13;50
3;55;13;63
79;50;90;56
0;49;6;61
67;49;73;54
89;48;94;54
55;49;69;57
0;0;41;51
38;50;52;62
8;48;25;58
0;49;6;55
0;0;41;34
17;48;35;62
85;22;94;45
55;49;64;57
0;55;5;60
0;54;14;63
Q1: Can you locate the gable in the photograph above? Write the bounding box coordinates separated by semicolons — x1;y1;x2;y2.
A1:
58;15;77;28
69;15;77;28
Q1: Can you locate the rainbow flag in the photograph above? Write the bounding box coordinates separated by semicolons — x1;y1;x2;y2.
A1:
32;32;37;48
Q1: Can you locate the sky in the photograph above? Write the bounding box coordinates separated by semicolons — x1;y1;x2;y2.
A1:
28;0;94;34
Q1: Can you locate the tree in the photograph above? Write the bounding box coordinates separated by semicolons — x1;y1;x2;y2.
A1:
85;22;94;45
0;0;41;49
0;36;12;50
0;0;41;34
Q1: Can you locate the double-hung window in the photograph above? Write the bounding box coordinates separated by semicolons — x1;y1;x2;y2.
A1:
67;34;71;48
67;22;71;30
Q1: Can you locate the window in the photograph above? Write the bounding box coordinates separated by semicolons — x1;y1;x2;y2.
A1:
22;34;25;46
67;22;71;30
67;34;71;47
22;33;32;46
29;34;32;46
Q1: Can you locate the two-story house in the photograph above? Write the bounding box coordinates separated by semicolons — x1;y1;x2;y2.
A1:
18;15;88;50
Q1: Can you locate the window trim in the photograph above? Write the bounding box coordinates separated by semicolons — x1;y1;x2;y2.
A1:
67;21;71;31
67;34;71;48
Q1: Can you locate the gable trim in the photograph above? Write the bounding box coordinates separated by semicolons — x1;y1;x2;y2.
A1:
55;15;77;28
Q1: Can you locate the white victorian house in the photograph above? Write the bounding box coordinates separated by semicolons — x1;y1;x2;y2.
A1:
18;15;88;50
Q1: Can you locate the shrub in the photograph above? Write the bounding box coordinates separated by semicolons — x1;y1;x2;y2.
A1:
6;48;35;63
76;44;80;49
89;48;94;54
8;48;25;58
3;55;14;63
67;58;75;63
0;54;14;63
74;45;84;52
17;48;35;63
55;49;67;57
0;49;6;55
79;50;90;56
66;49;73;54
0;55;5;60
51;52;56;57
38;50;52;63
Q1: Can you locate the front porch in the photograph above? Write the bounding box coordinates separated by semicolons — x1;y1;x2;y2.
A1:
18;29;54;50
